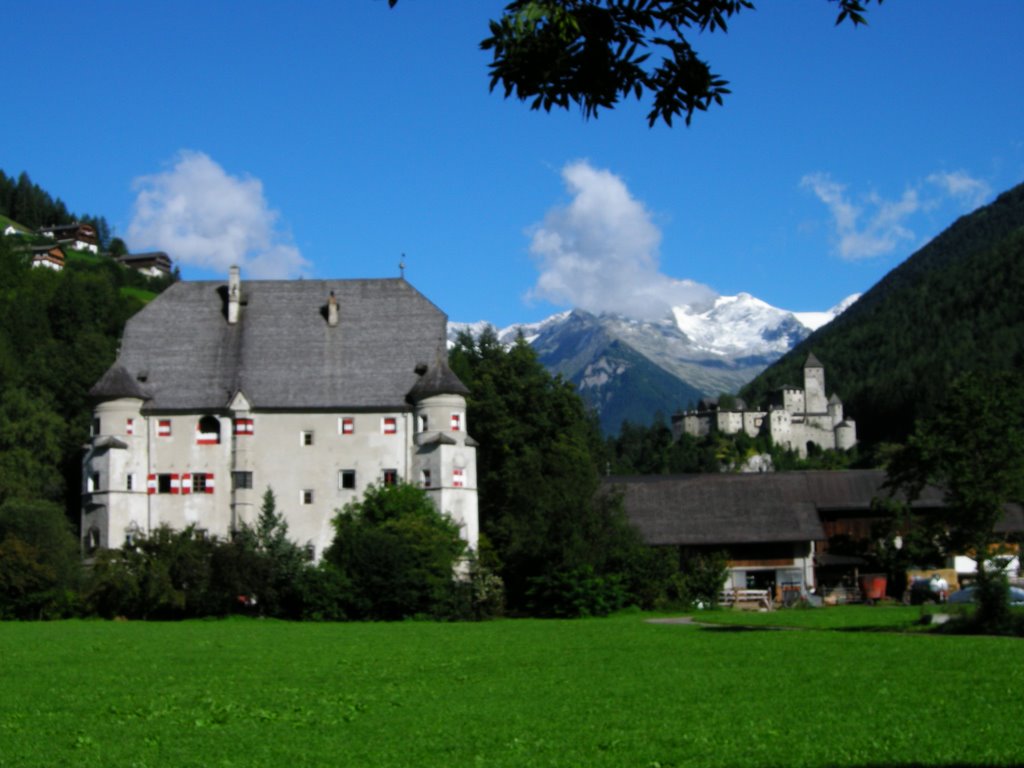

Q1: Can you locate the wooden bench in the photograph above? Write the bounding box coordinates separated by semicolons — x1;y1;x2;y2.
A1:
719;588;773;611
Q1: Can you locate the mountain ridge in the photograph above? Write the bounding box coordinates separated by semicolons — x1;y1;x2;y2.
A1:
450;292;858;433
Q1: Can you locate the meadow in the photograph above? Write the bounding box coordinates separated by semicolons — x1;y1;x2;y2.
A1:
1;610;1021;767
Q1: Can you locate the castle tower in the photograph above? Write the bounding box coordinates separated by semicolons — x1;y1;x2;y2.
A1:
407;357;479;552
803;353;828;414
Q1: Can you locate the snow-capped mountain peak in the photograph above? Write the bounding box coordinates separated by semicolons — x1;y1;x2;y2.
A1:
671;293;806;357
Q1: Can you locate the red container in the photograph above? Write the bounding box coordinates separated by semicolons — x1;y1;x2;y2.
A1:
859;574;887;601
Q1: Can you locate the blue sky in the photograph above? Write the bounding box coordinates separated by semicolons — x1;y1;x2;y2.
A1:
3;1;1022;327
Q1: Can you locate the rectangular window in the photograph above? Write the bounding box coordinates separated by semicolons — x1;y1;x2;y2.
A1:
192;473;207;494
453;468;465;488
91;417;101;437
126;418;134;435
301;489;314;505
382;417;397;435
88;472;100;492
157;419;172;437
126;473;134;492
233;418;254;436
340;417;354;435
338;470;356;490
450;413;462;432
382;469;398;486
421;469;431;488
158;473;173;494
232;471;253;490
301;430;314;446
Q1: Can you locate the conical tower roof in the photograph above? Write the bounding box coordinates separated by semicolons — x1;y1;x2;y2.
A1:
406;357;470;402
88;363;150;401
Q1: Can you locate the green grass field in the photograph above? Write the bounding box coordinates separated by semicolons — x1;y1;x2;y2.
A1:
1;611;1020;767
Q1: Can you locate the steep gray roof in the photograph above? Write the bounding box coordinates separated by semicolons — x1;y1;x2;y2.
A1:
109;277;457;411
805;352;823;368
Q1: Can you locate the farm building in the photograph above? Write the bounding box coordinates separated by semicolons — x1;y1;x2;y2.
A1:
611;470;1024;602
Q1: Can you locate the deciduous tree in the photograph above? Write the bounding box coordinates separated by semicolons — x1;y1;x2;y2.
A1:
885;371;1024;631
388;1;880;126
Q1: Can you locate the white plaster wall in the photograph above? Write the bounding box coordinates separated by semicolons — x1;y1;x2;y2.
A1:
87;400;479;561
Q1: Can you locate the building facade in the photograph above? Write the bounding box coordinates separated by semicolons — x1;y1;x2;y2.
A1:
673;353;857;458
82;267;478;559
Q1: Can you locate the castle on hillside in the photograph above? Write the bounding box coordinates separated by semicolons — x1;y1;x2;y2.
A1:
82;267;478;559
672;353;857;458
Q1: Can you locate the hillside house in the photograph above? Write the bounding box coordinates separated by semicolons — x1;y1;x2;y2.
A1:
38;222;99;254
82;267;479;559
116;251;173;277
29;244;66;271
673;353;856;458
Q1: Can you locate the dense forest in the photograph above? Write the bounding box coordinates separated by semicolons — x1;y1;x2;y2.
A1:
742;182;1024;446
0;170;114;248
0;223;173;517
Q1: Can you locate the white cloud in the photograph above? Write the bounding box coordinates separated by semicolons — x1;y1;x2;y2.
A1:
927;170;991;209
528;160;716;319
800;173;919;260
802;170;993;261
127;151;309;278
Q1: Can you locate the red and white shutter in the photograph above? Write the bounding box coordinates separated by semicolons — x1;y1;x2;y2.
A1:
157;419;171;437
170;473;180;494
452;468;464;488
382;417;397;435
196;423;218;445
341;417;354;435
234;418;254;436
450;413;461;431
126;418;134;435
181;472;192;495
205;473;215;494
147;474;156;495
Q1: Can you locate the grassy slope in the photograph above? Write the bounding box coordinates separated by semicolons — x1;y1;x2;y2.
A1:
0;614;1021;767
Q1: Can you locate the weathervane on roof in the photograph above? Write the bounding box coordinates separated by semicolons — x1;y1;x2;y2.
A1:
399;254;406;279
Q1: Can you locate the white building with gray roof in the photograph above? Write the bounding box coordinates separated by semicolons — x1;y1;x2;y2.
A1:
82;267;478;559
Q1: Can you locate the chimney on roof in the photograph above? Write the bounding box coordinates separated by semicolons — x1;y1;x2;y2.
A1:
327;291;339;327
228;265;241;324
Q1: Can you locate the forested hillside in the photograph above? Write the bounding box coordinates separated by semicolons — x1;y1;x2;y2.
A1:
0;229;172;523
0;170;113;247
741;182;1024;445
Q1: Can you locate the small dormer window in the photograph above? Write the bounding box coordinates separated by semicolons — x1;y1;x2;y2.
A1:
234;418;254;436
450;413;462;432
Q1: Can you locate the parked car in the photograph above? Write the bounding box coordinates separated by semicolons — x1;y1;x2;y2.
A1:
947;585;1024;606
908;574;950;605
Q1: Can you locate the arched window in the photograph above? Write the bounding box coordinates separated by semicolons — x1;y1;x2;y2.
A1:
196;415;221;445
